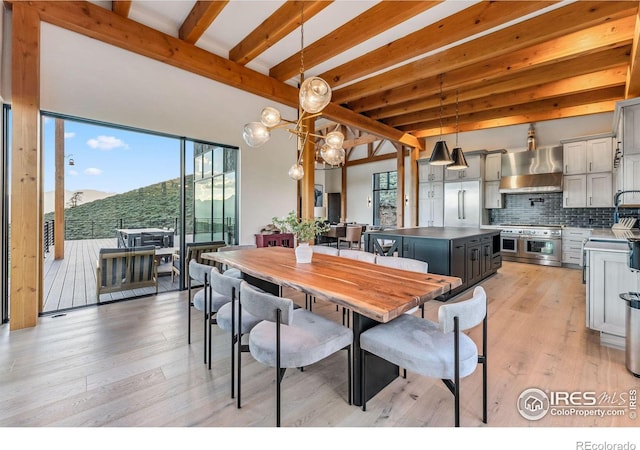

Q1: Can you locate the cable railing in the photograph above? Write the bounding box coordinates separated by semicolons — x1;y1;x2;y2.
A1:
55;217;183;241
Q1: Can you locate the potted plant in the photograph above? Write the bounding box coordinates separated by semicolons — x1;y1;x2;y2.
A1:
272;211;330;263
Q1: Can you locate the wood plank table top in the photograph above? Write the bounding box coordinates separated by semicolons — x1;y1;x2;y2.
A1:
202;246;462;323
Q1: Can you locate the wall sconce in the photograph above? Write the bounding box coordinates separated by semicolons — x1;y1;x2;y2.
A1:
367;196;372;208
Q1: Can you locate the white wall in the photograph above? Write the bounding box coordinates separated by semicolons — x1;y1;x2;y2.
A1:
38;23;298;244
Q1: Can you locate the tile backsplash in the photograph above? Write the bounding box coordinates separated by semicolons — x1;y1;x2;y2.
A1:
488;192;636;228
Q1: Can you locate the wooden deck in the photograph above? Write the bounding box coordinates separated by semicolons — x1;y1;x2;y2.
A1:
43;238;179;314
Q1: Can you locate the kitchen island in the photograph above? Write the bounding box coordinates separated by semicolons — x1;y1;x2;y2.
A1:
364;227;501;300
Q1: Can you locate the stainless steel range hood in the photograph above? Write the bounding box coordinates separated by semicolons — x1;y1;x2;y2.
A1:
499;146;563;193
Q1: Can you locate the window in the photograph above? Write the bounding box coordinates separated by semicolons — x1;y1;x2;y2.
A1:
372;171;397;227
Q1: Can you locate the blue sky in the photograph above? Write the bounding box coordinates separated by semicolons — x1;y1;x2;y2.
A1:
42;116;191;194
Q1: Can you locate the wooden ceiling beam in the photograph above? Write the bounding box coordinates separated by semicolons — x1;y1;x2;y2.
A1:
384;66;627;128
346;148;409;168
320;1;556;88
358;16;634;115
111;0;131;18
626;9;640;98
269;1;440;82
229;0;330;66
26;1;420;149
332;1;637;104
405;87;624;134
179;1;229;44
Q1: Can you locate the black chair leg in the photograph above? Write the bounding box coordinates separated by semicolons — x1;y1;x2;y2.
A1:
361;349;367;412
347;346;352;405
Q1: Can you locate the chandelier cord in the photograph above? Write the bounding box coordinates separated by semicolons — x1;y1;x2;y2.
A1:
455;88;459;147
438;73;444;141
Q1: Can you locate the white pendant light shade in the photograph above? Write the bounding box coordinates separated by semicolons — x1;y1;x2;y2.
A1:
243;122;270;147
260;107;281;128
429;140;453;165
448;147;468;170
325;130;344;149
299;77;332;113
288;163;304;180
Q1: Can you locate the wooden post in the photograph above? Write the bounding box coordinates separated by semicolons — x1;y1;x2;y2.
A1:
54;119;65;259
10;3;42;329
301;115;315;221
395;143;405;227
410;145;419;227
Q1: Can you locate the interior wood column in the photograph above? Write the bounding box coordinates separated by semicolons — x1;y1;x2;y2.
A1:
300;115;315;221
410;145;419;226
10;3;42;330
341;164;347;221
395;143;405;227
54;119;65;259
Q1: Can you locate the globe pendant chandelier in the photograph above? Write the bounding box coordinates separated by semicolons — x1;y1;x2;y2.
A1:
242;6;345;180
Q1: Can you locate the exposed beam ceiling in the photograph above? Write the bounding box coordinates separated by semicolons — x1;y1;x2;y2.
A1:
7;0;640;158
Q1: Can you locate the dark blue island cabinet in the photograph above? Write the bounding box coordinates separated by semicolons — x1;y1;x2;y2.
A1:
364;227;501;300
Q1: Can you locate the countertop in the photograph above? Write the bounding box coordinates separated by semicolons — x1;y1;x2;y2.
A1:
365;226;499;240
589;228;640;242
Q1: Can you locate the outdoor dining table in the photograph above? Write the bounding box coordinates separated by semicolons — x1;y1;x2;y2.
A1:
202;246;462;405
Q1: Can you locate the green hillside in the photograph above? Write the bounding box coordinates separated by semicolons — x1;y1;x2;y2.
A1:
44;175;194;240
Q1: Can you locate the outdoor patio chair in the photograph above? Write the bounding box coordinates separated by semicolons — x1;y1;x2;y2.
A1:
171;240;226;284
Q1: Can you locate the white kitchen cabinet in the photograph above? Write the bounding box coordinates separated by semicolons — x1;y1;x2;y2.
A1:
484;153;502;181
563;173;612;208
586;242;639;347
563;138;612;174
563;175;586;208
623;102;640;155
619;153;640;205
418;182;444;227
562;228;591;266
563;141;587;175
484;180;502;209
418;161;444;182
444;154;482;181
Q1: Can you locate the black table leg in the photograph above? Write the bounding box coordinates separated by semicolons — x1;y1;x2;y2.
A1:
352;312;399;406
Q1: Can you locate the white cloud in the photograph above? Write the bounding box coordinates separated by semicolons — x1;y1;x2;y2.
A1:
86;135;128;150
84;168;103;176
64;132;76;139
68;170;78;176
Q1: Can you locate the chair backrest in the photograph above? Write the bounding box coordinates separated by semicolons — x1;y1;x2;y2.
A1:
98;246;156;288
312;245;339;256
345;225;362;241
375;255;428;273
189;259;211;283
185;241;227;266
438;286;487;333
240;281;294;325
339;249;376;263
218;244;257;252
210;265;242;298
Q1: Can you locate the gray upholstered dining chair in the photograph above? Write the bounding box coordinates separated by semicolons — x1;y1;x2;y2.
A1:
210;267;261;407
240;281;353;427
338;248;376;263
216;244;257;279
188;260;232;365
311;245;339;256
359;286;488;427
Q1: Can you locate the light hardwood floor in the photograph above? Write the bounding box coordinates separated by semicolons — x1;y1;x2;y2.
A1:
1;261;638;428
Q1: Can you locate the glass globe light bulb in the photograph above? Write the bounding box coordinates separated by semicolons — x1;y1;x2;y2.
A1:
288;163;304;180
260;107;281;128
299;77;332;114
242;122;270;148
321;144;343;166
325;130;344;149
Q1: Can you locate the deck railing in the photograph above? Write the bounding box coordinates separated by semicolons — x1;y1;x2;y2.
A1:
44;217;181;241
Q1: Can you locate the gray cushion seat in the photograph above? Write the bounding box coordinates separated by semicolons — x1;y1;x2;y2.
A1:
360;314;477;379
193;289;230;314
217;301;261;333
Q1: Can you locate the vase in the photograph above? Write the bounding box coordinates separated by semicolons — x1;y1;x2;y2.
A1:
295;242;313;263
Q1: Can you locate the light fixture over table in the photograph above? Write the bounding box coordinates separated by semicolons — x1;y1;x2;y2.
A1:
447;89;468;171
428;74;453;166
242;5;345;180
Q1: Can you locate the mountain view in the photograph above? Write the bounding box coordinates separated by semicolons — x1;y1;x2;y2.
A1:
44;175;194;240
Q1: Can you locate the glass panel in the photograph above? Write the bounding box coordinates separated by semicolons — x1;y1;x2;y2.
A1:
224;147;237;173
194;178;212;242
224;172;237;244
213;146;223;176
203;149;213;179
194;154;203;180
212;175;223;242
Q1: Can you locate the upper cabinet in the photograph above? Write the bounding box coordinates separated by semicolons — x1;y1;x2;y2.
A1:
418;161;444;182
484;153;502;181
612;99;640;205
444;153;482;181
623;102;640;155
562;137;612;175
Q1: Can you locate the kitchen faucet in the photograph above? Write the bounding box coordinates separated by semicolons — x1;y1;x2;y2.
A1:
613;190;640;223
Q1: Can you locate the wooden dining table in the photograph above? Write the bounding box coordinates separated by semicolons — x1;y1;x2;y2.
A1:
202;246;462;405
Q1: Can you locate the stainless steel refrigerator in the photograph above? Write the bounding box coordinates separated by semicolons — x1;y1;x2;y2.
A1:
444;180;481;227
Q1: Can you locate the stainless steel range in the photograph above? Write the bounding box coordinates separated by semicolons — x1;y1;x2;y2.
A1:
499;224;562;267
